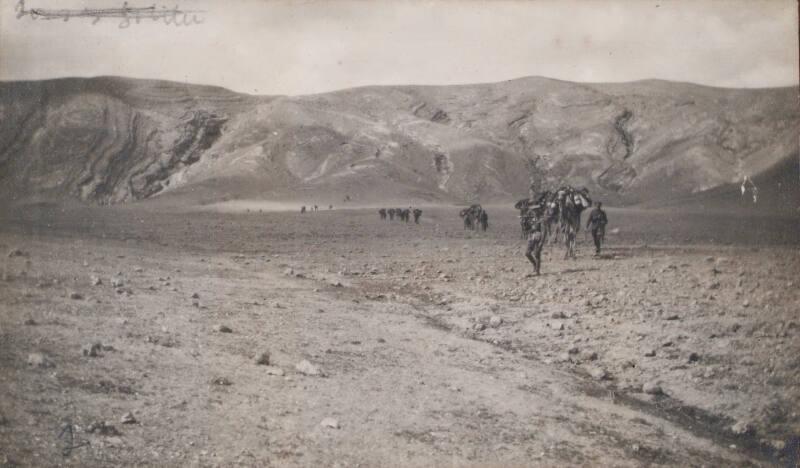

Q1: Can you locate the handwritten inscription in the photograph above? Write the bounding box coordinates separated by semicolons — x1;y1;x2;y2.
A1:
15;0;205;28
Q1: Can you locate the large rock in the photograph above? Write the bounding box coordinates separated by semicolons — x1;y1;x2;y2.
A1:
642;381;663;395
82;342;103;357
27;353;54;368
255;351;271;365
320;417;340;429
295;360;323;376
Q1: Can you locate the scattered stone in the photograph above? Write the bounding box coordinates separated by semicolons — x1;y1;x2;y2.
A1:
86;421;121;436
23;318;37;326
295;360;323;376
730;323;741;333
644;349;656;357
730;420;753;436
120;412;137;424
488;316;503;328
8;249;27;258
587;367;608;381
551;311;567;319
320;417;340;429
687;352;701;363
91;275;102;286
472;322;486;332
211;377;232;386
69;291;84;300
263;366;285;376
214;324;233;333
642;381;663;395
567;346;580;355
82;342;103;357
769;439;786;451
621;360;636;369
549;321;565;331
742;300;750;308
111;278;124;288
191;292;200;299
27;353;53;368
664;314;679;321
255;351;271;365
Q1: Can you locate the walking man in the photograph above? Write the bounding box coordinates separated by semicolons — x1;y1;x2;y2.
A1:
586;202;608;256
479;210;489;231
525;217;544;275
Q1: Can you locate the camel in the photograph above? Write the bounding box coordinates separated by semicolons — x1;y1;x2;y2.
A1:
459;204;484;231
556;187;592;259
517;186;591;258
300;206;306;214
413;208;422;224
388;208;396;221
462;212;474;230
379;208;387;220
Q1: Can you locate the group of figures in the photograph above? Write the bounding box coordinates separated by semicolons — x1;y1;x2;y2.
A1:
379;207;423;224
300;204;333;213
516;186;607;274
459;204;489;231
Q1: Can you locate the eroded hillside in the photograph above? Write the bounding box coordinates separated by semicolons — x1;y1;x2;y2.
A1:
0;76;797;205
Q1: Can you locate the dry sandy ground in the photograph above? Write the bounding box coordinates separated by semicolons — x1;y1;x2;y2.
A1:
0;203;798;467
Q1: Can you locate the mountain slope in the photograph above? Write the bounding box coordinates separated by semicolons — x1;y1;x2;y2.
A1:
0;76;797;206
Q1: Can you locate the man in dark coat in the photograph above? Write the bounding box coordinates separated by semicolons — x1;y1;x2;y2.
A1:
586;202;608;255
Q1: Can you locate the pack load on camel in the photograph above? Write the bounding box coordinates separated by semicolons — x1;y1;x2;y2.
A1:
459;204;485;231
517;186;592;258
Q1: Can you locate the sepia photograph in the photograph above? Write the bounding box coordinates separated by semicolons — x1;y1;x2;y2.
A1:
0;0;798;466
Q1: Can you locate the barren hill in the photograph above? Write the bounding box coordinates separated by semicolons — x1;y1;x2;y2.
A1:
1;76;797;207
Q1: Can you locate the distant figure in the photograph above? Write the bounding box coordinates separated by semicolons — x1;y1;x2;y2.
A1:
741;176;759;204
479;210;489;231
344;195;351;202
300;206;306;214
329;205;333;210
586;202;608;256
314;205;318;212
413;208;422;224
463;213;473;230
388;208;396;221
403;208;411;223
525;217;544;275
379;208;387;220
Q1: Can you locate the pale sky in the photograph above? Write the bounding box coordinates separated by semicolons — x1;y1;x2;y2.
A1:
1;0;797;95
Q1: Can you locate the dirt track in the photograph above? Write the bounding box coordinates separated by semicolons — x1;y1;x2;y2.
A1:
1;203;798;467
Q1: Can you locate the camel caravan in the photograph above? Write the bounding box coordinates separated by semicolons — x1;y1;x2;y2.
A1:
516;186;593;259
379;207;424;224
459;204;489;231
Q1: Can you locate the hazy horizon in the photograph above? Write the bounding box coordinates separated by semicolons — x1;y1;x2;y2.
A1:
3;72;800;98
2;0;798;95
